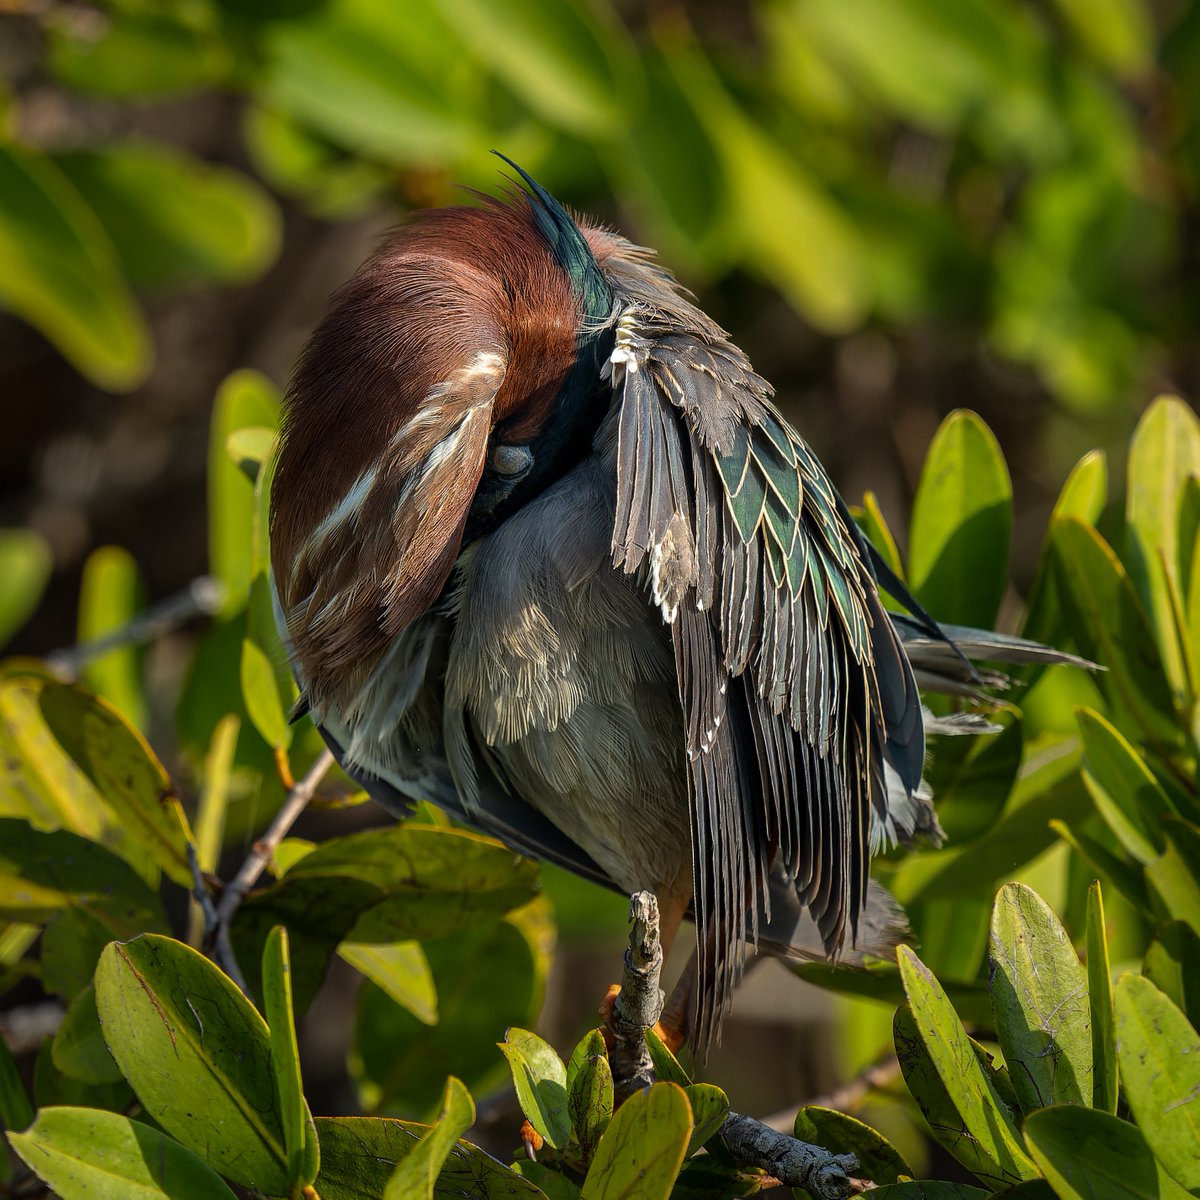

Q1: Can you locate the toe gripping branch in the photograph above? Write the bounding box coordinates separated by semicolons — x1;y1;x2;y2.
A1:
607;891;860;1200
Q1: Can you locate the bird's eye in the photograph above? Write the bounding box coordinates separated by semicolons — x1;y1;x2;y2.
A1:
491;444;533;477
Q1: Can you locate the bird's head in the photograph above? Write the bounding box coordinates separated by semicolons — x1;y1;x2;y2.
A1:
270;162;616;714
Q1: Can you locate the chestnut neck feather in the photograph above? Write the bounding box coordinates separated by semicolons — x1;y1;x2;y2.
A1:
271;197;585;712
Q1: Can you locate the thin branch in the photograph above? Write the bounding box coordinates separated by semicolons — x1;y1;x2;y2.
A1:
207;748;334;992
46;575;225;678
760;1053;902;1133
606;890;664;1098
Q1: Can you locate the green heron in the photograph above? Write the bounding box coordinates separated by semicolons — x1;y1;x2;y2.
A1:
270;159;1080;1054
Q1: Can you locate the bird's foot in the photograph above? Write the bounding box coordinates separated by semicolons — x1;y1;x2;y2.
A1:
598;983;685;1054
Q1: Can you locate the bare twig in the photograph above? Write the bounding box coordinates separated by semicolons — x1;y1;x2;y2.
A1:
45;575;225;678
760;1053;902;1133
208;748;335;992
722;1111;859;1199
606;891;664;1097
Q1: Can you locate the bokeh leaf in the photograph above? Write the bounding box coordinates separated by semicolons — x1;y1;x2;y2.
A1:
0;530;52;650
76;545;146;729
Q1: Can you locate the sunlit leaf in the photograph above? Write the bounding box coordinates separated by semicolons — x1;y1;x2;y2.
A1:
567;1031;613;1161
339;940;438;1025
94;934;296;1194
0;529;52;650
1114;973;1200;1189
579;1081;691;1200
76;545;146;729
909;409;1012;629
1024;1106;1193;1200
9;1107;237;1200
499;1027;570;1150
384;1076;475;1200
1086;881;1118;1113
988;883;1091;1110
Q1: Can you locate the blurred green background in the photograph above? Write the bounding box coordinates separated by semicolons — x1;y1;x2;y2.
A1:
0;0;1197;1152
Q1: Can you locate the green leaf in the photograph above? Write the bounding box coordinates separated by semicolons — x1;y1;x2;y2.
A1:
0;529;51;649
8;1107;237;1200
339;941;438;1025
435;0;632;136
225;426;276;483
869;1185;989;1200
793;1107;912;1185
41;908;116;999
0;142;150;390
383;1076;475;1200
187;715;238;946
895;947;1036;1184
0;1024;33;1132
352;914;544;1114
39;683;194;886
1049;0;1153;75
1114;974;1200;1189
48;9;229;97
54;142;280;290
262;927;319;1190
567;1031;613;1161
499;1027;571;1151
1052;519;1182;748
1126;395;1200;701
240;575;293;751
208;370;281;615
909;409;1012;628
1143;919;1200;1028
987;882;1092;1111
1146;817;1200;933
0;819;167;939
313;1114;543;1199
1086;881;1118;1113
1050;818;1153;915
682;1084;727;1158
51;984;122;1085
76;545;146;729
1023;1106;1193;1200
644;1026;692;1086
1077;707;1176;864
580;1081;692;1200
93;934;293;1194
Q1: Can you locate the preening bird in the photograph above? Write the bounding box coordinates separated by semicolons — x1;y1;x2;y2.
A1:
270;158;1082;1055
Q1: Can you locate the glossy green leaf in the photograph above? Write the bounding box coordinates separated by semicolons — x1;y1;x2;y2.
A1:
682;1083;727;1159
1126;395;1200;700
988;882;1092;1110
8;1107;237;1200
39;683;194;886
384;1076;475;1200
0;529;51;650
579;1081;692;1200
313;1114;542;1199
76;545;146;729
51;984;122;1086
208;370;281;615
1086;881;1118;1113
1114;973;1200;1188
644;1026;692;1086
909;409;1012;628
436;0;632;136
0;143;150;390
567;1031;613;1161
1052;518;1181;747
54;142;280;289
352;914;544;1114
0;819;167;938
1024;1106;1193;1200
1143;919;1200;1028
339;940;437;1025
793;1106;912;1185
896;946;1036;1183
48;10;229;97
0;1025;33;1132
94;934;293;1194
263;927;319;1190
1078;707;1176;865
499;1027;571;1151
